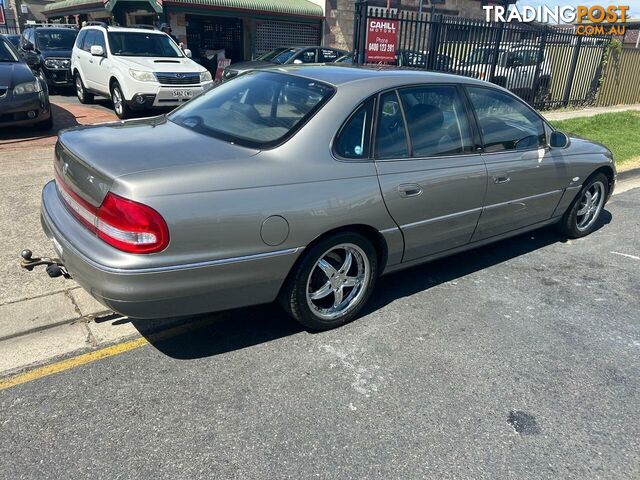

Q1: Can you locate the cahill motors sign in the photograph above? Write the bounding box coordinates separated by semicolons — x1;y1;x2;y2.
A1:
366;19;398;63
483;4;630;35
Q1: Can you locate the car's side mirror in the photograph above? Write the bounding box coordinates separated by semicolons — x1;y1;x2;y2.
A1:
22;42;34;52
183;48;192;58
90;45;105;57
550;131;569;148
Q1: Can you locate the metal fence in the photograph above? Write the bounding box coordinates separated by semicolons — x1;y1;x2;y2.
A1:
0;18;19;35
353;3;612;110
597;47;640;106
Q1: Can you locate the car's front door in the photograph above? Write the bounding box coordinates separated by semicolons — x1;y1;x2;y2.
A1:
374;85;488;262
465;86;566;241
84;30;109;94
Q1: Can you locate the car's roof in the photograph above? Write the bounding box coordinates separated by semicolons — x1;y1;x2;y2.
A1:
262;64;488;88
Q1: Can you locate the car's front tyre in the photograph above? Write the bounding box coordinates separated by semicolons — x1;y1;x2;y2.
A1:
279;232;378;331
110;81;132;120
557;172;609;238
75;72;93;104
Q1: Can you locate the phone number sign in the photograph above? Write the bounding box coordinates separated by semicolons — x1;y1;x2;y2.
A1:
366;19;398;63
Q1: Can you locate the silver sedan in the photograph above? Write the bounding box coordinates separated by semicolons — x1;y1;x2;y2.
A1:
36;65;615;330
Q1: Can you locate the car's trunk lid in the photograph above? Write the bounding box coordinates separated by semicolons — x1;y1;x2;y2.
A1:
55;116;259;206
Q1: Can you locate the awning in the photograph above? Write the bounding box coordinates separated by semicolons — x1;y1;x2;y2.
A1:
44;0;104;14
165;0;323;18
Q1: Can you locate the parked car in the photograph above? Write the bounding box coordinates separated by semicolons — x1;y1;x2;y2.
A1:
0;35;52;130
457;45;551;103
32;66;614;331
396;49;456;71
71;24;213;119
222;46;348;81
19;26;78;91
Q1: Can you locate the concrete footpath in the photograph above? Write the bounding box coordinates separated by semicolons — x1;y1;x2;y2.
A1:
543;103;640;121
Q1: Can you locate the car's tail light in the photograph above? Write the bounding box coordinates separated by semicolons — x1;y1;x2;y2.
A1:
55;174;169;254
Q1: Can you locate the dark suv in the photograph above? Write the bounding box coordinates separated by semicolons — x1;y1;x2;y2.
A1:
19;26;78;91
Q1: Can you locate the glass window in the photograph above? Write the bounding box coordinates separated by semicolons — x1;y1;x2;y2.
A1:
0;38;19;62
467;87;545;153
399;85;473;157
169;71;334;148
318;48;339;62
82;30;96;52
93;31;106;51
271;48;297;64
375;91;409;159
34;29;77;51
296;49;317;64
335;99;374;159
107;32;183;58
75;30;87;50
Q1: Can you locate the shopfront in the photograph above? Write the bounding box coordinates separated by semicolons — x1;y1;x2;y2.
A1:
44;0;324;63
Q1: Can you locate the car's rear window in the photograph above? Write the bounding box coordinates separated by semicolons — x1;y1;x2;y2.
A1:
168;71;335;148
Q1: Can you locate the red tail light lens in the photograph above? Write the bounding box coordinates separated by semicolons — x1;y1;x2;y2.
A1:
96;193;169;253
56;174;169;254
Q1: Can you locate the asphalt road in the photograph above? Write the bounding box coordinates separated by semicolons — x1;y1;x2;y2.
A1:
1;187;639;479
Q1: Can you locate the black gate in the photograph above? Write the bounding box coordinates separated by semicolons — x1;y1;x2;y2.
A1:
353;2;611;110
186;15;244;64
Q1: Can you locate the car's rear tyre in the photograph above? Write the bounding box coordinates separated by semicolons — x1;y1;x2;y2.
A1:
556;172;609;238
110;82;132;120
279;232;378;331
75;72;93;104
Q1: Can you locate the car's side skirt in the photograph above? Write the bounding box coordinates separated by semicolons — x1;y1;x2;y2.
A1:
381;216;560;276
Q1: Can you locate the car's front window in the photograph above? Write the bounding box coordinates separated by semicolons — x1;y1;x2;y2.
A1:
0;39;19;62
35;30;77;50
107;32;183;57
169;71;335;148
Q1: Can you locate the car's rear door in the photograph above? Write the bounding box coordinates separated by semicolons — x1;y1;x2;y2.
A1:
465;86;565;241
75;30;95;87
374;85;487;262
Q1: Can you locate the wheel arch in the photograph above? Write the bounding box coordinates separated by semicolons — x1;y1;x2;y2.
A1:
591;165;615;198
284;224;389;286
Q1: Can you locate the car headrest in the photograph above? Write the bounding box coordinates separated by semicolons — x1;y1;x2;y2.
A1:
406;104;444;131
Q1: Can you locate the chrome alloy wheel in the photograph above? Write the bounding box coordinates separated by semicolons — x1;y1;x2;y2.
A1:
576;180;605;232
306;243;370;321
112;86;124;116
75;75;83;99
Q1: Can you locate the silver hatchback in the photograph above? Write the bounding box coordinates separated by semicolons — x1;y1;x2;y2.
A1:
35;65;615;330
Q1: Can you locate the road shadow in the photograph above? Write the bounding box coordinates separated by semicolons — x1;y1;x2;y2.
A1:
130;211;612;360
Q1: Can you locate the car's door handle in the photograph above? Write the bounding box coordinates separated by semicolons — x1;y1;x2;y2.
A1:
398;183;422;197
494;175;511;184
89;59;93;64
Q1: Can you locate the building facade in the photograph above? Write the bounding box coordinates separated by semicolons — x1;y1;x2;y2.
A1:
42;0;500;60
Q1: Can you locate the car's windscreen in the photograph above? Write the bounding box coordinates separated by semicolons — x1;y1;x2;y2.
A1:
169;71;334;148
0;39;19;61
35;30;77;50
107;32;183;57
256;47;288;61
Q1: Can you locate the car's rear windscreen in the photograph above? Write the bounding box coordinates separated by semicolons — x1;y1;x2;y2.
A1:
168;71;335;148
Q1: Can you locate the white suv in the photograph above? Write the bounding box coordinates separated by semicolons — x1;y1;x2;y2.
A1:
71;24;213;119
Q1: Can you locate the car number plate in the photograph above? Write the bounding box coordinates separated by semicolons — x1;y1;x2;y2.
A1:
172;89;193;98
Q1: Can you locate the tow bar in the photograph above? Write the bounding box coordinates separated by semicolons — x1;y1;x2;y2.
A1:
20;249;71;279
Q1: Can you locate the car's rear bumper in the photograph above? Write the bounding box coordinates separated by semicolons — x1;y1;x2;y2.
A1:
40;181;301;319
